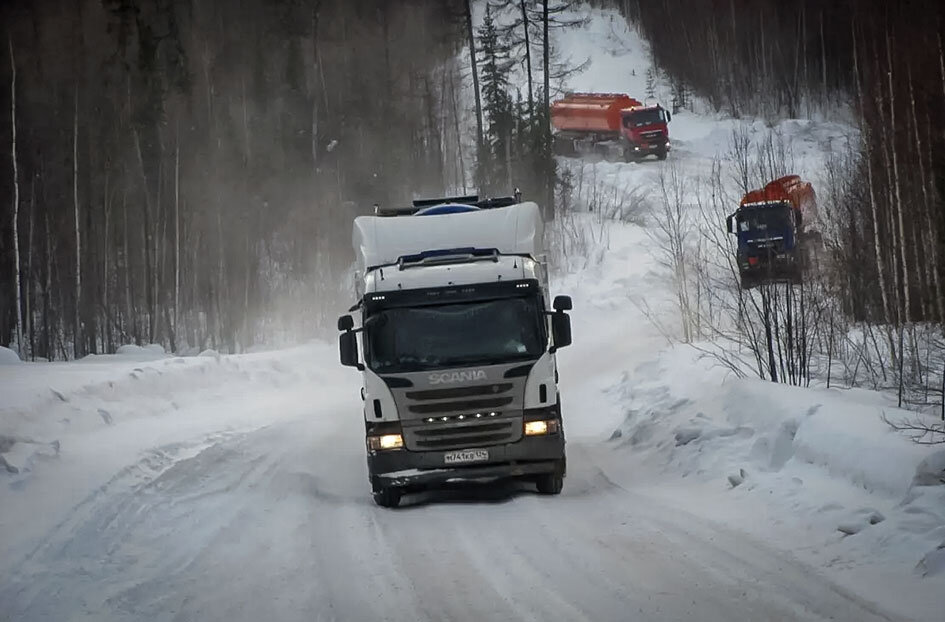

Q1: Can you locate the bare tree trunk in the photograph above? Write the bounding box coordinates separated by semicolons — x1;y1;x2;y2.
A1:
762;288;778;382
310;5;320;178
27;174;35;358
819;10;827;108
132;125;155;343
464;0;484;162
153;157;162;344
542;0;550;123
520;0;534;119
102;166;111;352
9;33;24;356
122;188;135;344
542;0;553;218
174;120;181;346
907;63;941;322
448;68;467;192
940;31;945;143
886;31;909;326
852;21;894;360
43;205;52;359
801;5;809;118
73;82;81;358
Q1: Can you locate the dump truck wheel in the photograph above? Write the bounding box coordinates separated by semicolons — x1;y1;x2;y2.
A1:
656;148;668;161
553;137;575;157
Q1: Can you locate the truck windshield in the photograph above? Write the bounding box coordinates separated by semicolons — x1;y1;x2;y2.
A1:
365;297;545;373
737;205;792;233
623;108;664;127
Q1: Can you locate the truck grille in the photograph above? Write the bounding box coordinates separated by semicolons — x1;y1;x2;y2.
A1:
408;396;514;415
404;416;522;450
399;379;524;450
640;130;663;143
747;239;786;253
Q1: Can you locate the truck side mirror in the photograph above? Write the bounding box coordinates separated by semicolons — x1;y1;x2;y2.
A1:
339;331;363;370
338;314;354;332
551;312;572;352
725;214;734;234
553;295;572;312
666;110;672;123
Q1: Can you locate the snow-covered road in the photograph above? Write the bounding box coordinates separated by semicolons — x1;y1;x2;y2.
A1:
1;218;940;620
0;398;903;622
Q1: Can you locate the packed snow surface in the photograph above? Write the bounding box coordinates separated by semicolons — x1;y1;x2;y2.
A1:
2;4;943;622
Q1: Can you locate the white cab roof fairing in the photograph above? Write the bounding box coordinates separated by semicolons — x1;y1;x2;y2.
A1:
353;202;544;273
363;255;546;294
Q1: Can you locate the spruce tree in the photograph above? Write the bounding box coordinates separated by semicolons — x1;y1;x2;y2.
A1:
477;4;514;193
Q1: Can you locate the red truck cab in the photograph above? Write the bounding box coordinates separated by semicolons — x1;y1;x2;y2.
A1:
621;105;671;161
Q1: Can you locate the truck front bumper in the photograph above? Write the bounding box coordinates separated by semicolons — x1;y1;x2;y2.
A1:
368;434;565;491
739;252;798;273
634;143;669;152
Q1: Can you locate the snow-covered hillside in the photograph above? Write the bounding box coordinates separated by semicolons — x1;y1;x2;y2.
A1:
549;7;945;617
1;4;943;622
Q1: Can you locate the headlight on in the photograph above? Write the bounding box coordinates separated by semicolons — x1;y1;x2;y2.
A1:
368;434;404;451
524;420;559;436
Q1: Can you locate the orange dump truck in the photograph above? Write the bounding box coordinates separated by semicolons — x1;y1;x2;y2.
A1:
726;175;818;288
550;93;672;161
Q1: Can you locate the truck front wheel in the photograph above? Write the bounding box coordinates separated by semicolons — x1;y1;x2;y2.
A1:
656;147;668;161
535;461;565;495
372;487;402;508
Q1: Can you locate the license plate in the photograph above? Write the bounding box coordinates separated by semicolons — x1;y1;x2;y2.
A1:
443;449;489;465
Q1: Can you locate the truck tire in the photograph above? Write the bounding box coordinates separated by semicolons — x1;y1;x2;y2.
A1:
535;461;565;495
372;487;402;508
791;268;804;286
553;136;575;157
656;148;668;161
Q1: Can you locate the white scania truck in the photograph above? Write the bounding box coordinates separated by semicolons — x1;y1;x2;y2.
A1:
337;194;573;507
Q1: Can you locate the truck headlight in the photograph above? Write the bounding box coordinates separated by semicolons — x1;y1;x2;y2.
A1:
368;434;404;451
524;420;559;436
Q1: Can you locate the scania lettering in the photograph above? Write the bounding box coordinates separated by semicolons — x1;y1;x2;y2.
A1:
428;370;488;385
337;194;573;507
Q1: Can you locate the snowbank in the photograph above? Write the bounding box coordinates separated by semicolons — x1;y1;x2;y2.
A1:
558;209;945;619
115;343;167;358
0;346;21;364
0;343;337;478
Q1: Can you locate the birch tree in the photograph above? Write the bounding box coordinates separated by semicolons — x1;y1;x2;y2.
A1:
9;33;23;356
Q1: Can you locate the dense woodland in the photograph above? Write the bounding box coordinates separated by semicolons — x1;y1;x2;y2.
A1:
2;0;945;392
0;0;567;358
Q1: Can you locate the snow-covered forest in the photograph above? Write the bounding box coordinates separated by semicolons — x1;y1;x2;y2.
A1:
0;0;477;356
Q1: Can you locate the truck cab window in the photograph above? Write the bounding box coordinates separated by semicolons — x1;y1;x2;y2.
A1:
365;297;545;374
